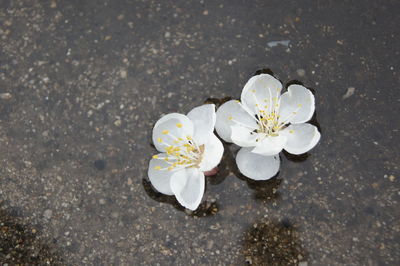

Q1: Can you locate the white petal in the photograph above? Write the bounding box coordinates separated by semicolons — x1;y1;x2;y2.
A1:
280;123;321;155
278;84;315;124
199;133;224;172
241;74;283;115
170;168;205;210
148;154;175;195
187;104;216;145
215;100;258;143
152;113;194;152
230;125;258;147
251;135;287;156
236;147;280;181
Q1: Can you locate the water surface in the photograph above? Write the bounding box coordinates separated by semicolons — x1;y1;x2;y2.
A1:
0;0;399;264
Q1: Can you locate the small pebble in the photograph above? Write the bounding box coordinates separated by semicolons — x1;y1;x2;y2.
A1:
114;119;122;126
342;87;355;99
120;69;127;78
43;209;53;219
0;92;12;100
297;69;306;77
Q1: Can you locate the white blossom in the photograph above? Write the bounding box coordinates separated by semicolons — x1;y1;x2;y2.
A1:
215;74;320;180
148;104;223;210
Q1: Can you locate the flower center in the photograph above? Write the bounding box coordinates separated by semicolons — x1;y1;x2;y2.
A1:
154;133;205;171
256;110;282;136
228;92;302;141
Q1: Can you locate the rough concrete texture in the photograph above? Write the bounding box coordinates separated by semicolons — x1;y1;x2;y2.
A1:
0;0;399;265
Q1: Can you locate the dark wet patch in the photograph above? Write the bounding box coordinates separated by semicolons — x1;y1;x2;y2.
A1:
0;204;62;264
94;159;107;170
241;219;307;266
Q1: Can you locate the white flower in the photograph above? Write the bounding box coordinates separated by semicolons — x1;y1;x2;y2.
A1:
148;104;224;210
215;74;321;180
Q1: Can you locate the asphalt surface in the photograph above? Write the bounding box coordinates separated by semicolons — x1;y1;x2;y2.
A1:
0;0;399;265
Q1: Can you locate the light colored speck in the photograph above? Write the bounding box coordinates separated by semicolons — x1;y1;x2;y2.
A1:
267;40;290;47
43;209;53;219
342;87;355;99
0;93;12;100
114;119;122;127
120;69;127;78
297;69;306;77
389;175;395;182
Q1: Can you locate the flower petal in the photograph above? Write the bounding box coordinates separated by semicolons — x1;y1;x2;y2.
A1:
170;168;205;210
251;135;287;156
215;100;258;143
199;133;224;172
230;125;258;147
278;84;315;124
152;113;194;152
241;74;283;115
187;104;216;145
280;123;321;155
148;154;175;195
236;147;280;181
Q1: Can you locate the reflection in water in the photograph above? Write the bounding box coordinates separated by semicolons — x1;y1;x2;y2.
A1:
225;144;282;203
241;219;307;265
254;68;275;76
245;177;282;202
0;204;62;264
142;179;219;217
283;151;310;163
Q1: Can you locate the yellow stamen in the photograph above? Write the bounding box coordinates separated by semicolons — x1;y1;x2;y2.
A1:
157;138;163;143
152;155;159;159
154;166;161;170
176;123;183;128
162;130;169;134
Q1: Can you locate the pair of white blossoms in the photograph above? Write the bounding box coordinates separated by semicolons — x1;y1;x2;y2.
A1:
148;74;321;210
